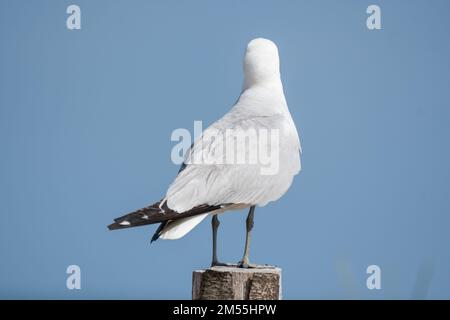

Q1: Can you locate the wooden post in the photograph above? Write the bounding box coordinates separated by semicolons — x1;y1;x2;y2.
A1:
192;265;282;300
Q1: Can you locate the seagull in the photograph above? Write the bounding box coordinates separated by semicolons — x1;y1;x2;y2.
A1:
108;38;301;268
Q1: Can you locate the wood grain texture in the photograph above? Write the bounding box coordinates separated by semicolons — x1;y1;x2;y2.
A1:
192;265;282;300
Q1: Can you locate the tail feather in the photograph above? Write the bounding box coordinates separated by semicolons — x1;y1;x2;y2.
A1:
107;199;222;231
158;213;210;240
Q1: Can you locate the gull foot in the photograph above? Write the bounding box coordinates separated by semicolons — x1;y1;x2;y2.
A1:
237;260;258;269
211;261;230;267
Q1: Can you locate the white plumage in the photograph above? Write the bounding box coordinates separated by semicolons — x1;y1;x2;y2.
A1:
160;38;301;239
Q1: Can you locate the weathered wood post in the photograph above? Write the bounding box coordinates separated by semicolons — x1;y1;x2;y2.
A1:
192;265;282;300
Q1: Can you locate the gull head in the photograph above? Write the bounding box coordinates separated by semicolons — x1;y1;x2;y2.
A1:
243;38;280;89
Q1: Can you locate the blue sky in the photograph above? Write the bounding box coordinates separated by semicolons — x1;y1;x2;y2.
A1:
1;0;450;299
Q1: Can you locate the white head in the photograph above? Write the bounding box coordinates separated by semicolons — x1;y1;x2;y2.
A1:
243;38;281;89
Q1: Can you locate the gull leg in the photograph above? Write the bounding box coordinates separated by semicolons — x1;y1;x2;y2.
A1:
211;214;227;267
238;206;256;268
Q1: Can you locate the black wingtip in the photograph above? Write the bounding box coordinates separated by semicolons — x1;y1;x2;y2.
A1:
107;222;129;230
107;224;117;230
150;234;159;243
150;221;168;243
